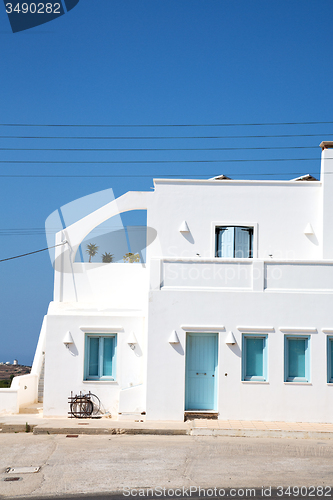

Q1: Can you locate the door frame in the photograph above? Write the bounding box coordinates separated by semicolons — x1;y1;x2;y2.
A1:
184;332;219;411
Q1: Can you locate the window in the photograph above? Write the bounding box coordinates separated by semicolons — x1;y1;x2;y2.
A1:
242;335;267;381
284;336;309;382
215;226;253;258
84;335;116;380
327;337;333;383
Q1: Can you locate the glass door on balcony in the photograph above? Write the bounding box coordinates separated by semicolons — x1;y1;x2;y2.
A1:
216;226;253;258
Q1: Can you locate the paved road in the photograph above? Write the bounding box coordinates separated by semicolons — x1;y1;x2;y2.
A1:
0;434;332;499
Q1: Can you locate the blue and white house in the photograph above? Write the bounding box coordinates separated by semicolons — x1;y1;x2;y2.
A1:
2;141;333;422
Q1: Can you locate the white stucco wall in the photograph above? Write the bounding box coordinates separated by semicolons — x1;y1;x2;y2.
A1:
146;288;333;422
55;262;147;306
43;306;146;416
37;146;333;422
0;373;38;414
147;180;322;261
0;390;19;414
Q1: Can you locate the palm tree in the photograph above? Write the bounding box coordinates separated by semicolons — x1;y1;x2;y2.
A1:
86;243;99;263
123;252;140;263
102;252;114;263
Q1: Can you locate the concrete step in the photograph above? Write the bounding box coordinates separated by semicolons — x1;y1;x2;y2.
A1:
19;403;43;415
184;411;219;421
118;412;146;421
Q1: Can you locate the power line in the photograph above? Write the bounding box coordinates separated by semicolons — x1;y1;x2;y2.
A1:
0;226;144;235
0;241;66;263
0;133;331;140
0;158;321;164
0;146;319;152
0;121;333;128
0;172;323;178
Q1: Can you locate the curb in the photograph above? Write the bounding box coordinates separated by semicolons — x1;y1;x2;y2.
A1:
190;428;333;439
32;427;189;436
0;423;36;433
2;422;333;439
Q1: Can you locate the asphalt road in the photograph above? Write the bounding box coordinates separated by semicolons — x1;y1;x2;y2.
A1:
0;434;332;499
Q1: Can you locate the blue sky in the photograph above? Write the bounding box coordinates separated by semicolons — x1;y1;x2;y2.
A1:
0;0;333;365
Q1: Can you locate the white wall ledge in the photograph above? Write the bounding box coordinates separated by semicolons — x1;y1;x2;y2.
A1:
283;382;312;386
181;325;225;332
80;326;124;333
82;380;119;385
237;327;275;333
160;257;333;264
241;381;270;385
279;328;317;333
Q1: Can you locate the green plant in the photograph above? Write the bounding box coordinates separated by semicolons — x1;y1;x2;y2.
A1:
102;252;114;263
86;243;99;263
123;252;140;263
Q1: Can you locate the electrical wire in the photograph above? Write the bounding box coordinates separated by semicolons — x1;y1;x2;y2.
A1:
0;133;331;140
0;121;333;128
0;146;319;152
0;241;66;263
0;172;323;178
0;158;321;164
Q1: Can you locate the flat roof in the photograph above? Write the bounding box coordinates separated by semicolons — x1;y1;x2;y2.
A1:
320;141;333;150
153;178;321;186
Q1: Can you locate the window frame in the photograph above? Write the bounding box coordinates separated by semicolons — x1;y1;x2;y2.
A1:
242;334;268;382
284;335;310;383
84;333;117;381
327;336;333;384
212;222;257;259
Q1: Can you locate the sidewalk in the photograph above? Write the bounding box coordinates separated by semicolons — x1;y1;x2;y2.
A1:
2;413;333;439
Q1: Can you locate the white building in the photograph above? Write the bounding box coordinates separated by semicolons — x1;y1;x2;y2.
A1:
3;141;333;422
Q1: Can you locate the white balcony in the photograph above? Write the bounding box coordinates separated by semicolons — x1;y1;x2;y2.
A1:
150;258;333;293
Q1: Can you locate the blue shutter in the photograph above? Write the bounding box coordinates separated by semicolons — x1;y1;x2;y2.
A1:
329;338;333;383
103;337;114;377
288;339;306;378
88;337;99;377
246;338;264;377
235;227;251;258
220;227;234;258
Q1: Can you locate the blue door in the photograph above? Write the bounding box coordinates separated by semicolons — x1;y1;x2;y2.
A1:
185;333;218;410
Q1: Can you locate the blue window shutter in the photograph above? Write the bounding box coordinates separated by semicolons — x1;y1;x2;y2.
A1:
329;338;333;383
288;339;306;378
103;337;114;377
89;337;99;377
235;227;252;258
246;338;264;377
220;227;234;258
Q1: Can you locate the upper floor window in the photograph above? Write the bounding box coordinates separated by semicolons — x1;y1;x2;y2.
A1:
215;226;253;258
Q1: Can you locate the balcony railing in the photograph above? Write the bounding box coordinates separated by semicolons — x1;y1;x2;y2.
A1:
149;258;333;293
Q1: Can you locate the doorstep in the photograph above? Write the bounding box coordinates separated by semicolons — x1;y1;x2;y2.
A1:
184;411;219;421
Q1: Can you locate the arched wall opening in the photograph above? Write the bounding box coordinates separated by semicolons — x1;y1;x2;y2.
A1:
74;210;148;264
